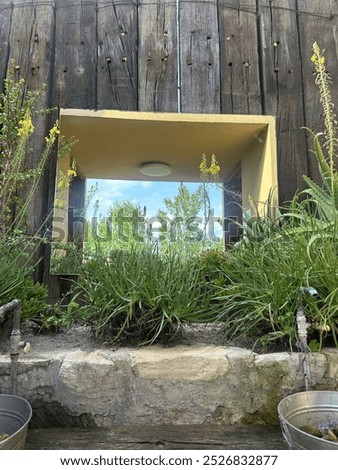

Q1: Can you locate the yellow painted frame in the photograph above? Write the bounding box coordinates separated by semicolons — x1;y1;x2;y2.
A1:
53;109;278;243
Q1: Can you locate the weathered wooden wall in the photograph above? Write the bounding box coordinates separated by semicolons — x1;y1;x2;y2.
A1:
0;0;337;285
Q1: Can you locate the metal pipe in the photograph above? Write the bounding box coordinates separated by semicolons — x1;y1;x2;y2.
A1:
0;299;23;395
296;287;317;391
176;0;181;112
0;299;21;321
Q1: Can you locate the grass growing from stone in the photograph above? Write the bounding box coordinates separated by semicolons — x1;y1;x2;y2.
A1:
68;245;215;345
205;43;337;351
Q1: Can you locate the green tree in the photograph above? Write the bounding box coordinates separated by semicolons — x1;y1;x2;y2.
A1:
85;199;147;256
155;182;219;254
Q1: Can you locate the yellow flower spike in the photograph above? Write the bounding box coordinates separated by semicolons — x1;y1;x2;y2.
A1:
200;153;220;179
199;154;209;175
45;121;60;144
55;161;77;209
311;43;326;68
54;198;67;209
210;154;220;176
67;159;77;178
67;169;77;178
17;113;34;138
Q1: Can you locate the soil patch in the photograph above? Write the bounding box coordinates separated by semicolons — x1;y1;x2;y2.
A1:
1;321;286;354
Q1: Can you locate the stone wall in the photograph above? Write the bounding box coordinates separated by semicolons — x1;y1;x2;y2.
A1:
0;345;337;427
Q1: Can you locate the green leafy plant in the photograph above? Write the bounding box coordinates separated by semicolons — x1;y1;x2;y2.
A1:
198;248;229;287
0;62;61;237
0;234;48;319
207;43;337;350
67;245;214;345
303;43;338;223
211;224;336;349
50;241;84;275
0;63;71;319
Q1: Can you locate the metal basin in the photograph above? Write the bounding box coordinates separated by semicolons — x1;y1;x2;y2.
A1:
278;391;338;450
0;394;32;450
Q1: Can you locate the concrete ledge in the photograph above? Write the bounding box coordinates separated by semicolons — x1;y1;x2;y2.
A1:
0;345;337;427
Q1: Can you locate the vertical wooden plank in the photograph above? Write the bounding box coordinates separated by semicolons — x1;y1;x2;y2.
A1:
218;0;262;115
5;0;56;283
138;0;178;112
297;0;338;183
54;0;97;109
180;0;221;113
8;0;55;91
258;0;308;204
0;1;13;91
50;0;98;294
97;0;138;110
7;0;56;230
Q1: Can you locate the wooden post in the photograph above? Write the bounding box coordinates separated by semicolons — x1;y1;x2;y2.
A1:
97;0;138;110
257;0;308;205
138;0;178;112
218;0;262;115
53;0;97;109
0;1;13;90
180;0;221;113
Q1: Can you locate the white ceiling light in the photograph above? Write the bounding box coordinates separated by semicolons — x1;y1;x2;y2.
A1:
140;162;171;177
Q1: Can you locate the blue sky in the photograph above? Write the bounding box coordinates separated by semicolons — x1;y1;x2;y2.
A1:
85;179;223;221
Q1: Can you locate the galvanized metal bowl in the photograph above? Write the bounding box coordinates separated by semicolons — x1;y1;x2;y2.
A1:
0;394;32;450
278;391;338;450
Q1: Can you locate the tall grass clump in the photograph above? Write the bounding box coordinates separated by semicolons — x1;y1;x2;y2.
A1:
0;234;48;319
212;43;337;350
212;218;337;349
69;245;214;345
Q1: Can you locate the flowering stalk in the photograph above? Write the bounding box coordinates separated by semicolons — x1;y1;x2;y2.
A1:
303;43;338;219
311;42;338;174
0;63;76;237
199;154;220;179
54;159;77;209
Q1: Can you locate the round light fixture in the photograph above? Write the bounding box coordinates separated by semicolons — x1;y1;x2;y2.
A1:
140;162;171;177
